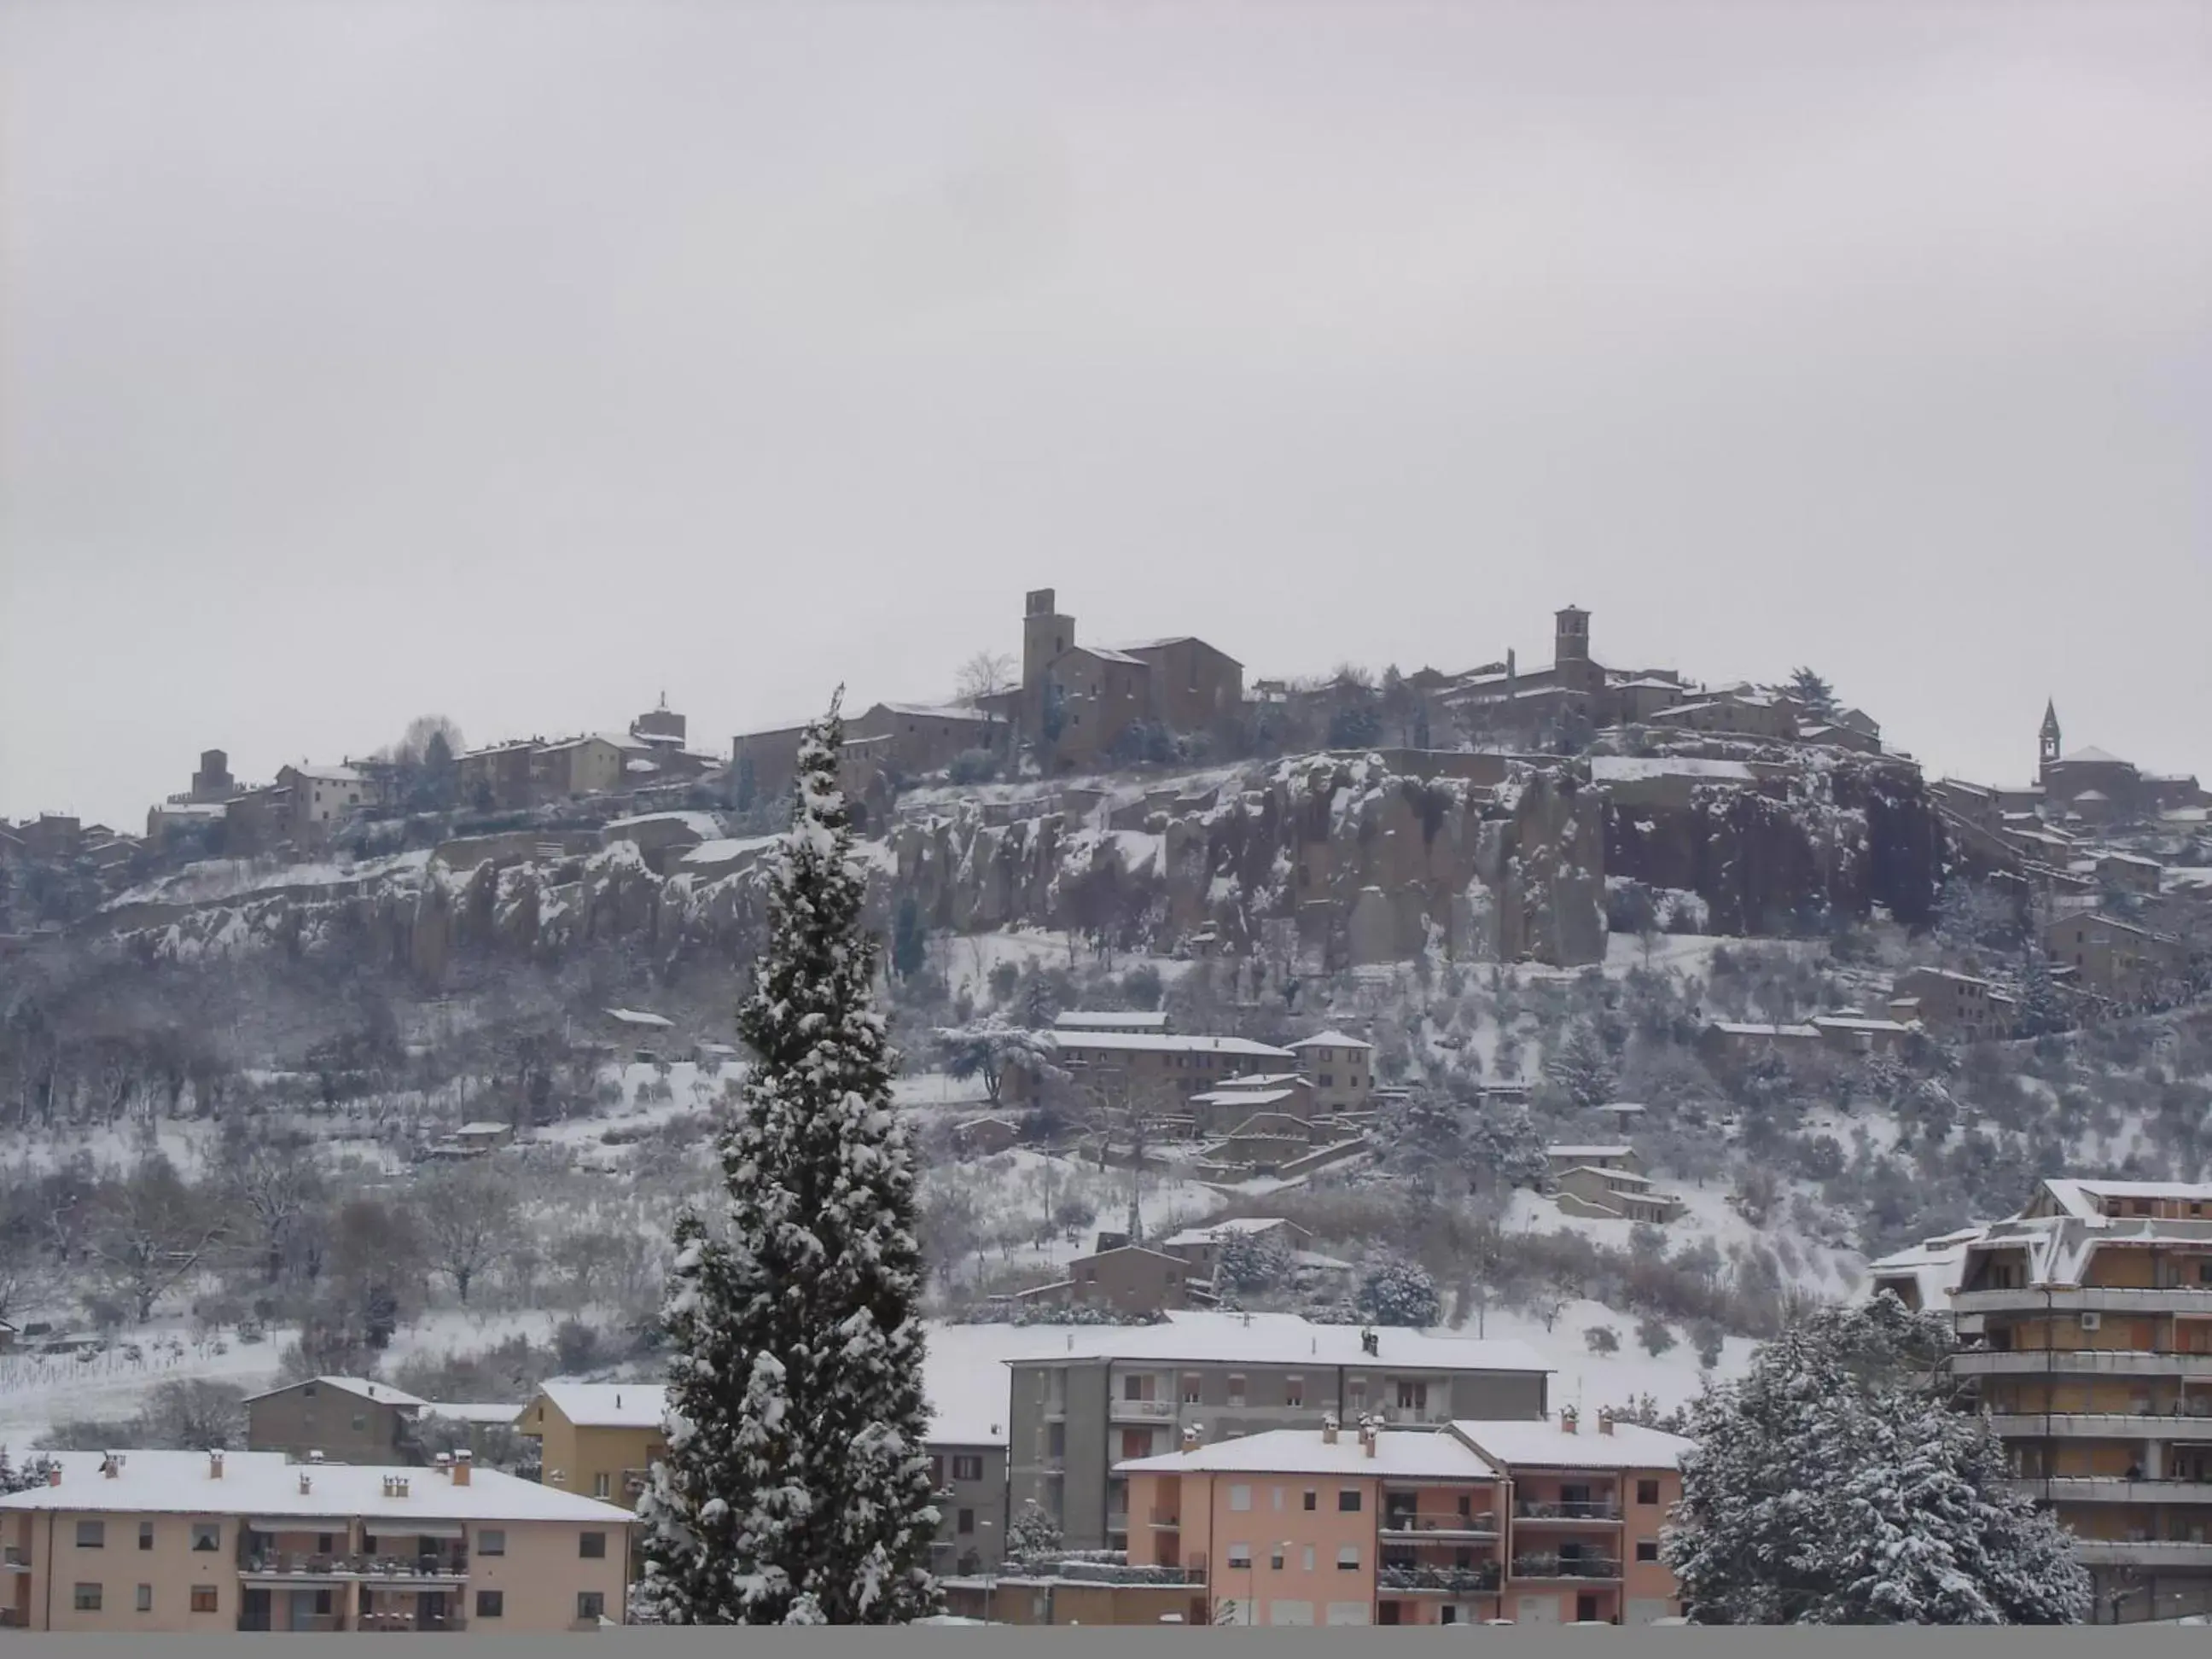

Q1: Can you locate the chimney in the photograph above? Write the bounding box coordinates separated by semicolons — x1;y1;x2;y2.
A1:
209;1450;224;1480
1560;1406;1579;1435
1182;1424;1202;1451
615;1394;622;1410
308;1450;325;1465
436;1452;454;1476
1321;1413;1339;1446
1598;1408;1615;1437
102;1452;122;1479
46;1464;61;1487
453;1450;473;1487
299;1473;312;1496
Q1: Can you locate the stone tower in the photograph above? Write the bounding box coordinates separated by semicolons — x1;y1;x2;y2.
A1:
1554;604;1594;695
1022;588;1073;693
2040;698;2063;778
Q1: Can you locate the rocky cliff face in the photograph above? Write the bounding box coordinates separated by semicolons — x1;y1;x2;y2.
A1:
1604;754;1945;935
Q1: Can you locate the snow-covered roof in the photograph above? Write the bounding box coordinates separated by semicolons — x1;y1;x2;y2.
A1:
240;1376;427;1409
1190;1087;1299;1109
1452;1417;1695;1471
531;1382;665;1429
2041;1178;2212;1219
1557;1165;1651;1188
2063;746;2130;765
999;1311;1548;1376
0;1453;633;1524
1289;1030;1371;1051
1811;1015;1916;1035
1117;1427;1499;1481
878;702;997;722
1053;1010;1172;1031
1159;1218;1301;1248
1065;644;1145;667
1706;1021;1819;1038
2099;852;2164;870
1866;1226;1988;1308
1545;1144;1632;1161
418;1401;526;1425
603;811;721;838
287;764;364;784
1046;1032;1295;1059
1589;755;1756;783
604;1007;674;1028
681;835;780;868
1212;1072;1306;1091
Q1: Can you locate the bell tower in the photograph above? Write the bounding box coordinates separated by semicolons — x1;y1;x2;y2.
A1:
2039;698;2062;777
1023;588;1073;693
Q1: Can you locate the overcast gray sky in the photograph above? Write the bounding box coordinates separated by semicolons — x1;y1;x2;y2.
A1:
3;1;2208;829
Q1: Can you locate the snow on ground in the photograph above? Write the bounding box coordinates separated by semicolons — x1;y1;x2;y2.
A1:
921;1147;1227;1290
1470;1299;1755;1415
108;849;434;911
0;1307;561;1452
934;928;1205;1004
893;1073;993;1110
0;1120;219;1177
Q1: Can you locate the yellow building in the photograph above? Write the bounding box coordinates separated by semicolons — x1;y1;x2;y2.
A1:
514;1384;667;1512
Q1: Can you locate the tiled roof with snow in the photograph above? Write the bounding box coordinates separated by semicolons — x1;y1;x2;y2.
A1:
0;1453;632;1524
998;1311;1548;1375
1545;1144;1632;1161
1452;1417;1694;1471
241;1376;427;1409
2063;747;2130;765
603;812;722;837
604;1007;674;1028
1117;1427;1499;1481
418;1401;526;1425
1190;1088;1298;1109
1289;1030;1371;1051
288;765;364;783
1045;1032;1295;1058
878;702;997;722
533;1382;667;1429
1054;1010;1172;1030
1160;1218;1301;1248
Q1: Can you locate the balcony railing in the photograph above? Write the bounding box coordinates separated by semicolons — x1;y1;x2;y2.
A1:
1514;1500;1621;1522
2;1545;29;1569
1953;1351;2212;1378
2011;1477;2212;1505
1149;1508;1181;1529
1511;1556;1621;1580
1984;1409;2212;1439
1112;1399;1175;1419
242;1552;468;1581
1380;1514;1499;1540
2071;1540;2212;1568
1955;1287;2212;1316
1048;1559;1207;1586
1379;1562;1501;1595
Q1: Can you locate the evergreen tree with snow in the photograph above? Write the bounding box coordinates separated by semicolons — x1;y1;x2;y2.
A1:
1788;667;1840;722
1663;1294;2088;1625
1006;1499;1065;1569
1357;1259;1442;1327
1543;1019;1618;1109
637;693;942;1626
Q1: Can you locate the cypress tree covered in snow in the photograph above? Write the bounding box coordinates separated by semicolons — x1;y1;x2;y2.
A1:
1663;1293;2088;1625
637;693;941;1626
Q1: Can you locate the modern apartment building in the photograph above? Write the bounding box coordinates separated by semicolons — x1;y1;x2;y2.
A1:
514;1383;667;1511
0;1447;632;1633
1117;1407;1689;1627
1004;1312;1551;1553
1950;1178;2212;1622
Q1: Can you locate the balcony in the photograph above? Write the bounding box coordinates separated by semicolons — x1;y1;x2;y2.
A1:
1513;1500;1621;1523
241;1551;469;1584
1149;1508;1181;1530
1112;1399;1175;1421
1511;1556;1621;1580
1953;1350;2212;1379
1955;1287;2212;1317
2012;1477;2212;1505
2;1546;28;1572
1380;1514;1499;1542
1379;1562;1501;1596
1048;1560;1207;1586
1985;1411;2212;1440
2072;1540;2212;1568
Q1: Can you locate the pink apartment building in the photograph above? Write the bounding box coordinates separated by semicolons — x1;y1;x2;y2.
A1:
1119;1406;1689;1627
1;1447;633;1633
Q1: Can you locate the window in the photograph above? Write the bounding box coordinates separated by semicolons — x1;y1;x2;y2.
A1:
1637;1479;1661;1506
76;1521;105;1549
958;1509;975;1534
1229;1484;1253;1512
303;1382;319;1397
1338;1488;1362;1513
1272;1486;1285;1512
579;1532;608;1559
1228;1373;1246;1407
1271;1547;1286;1570
1337;1545;1360;1570
928;1455;946;1487
351;1412;369;1431
317;1534;334;1554
953;1455;983;1483
592;1472;611;1499
1124;1376;1146;1400
137;1522;154;1551
1303;1489;1318;1511
136;1584;153;1612
190;1585;219;1614
1396;1380;1427;1412
577;1592;606;1621
75;1583;103;1610
478;1529;506;1557
1284;1376;1304;1408
191;1522;220;1551
1182;1375;1203;1405
1227;1543;1253;1569
475;1591;505;1619
1303;1545;1316;1571
1637;1540;1660;1563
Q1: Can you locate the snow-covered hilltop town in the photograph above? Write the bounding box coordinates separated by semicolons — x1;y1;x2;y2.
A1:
3;588;2210;1631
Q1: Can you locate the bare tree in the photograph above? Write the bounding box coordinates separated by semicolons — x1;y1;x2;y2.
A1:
956;650;1017;704
227;1140;326;1285
88;1160;227;1324
1072;1068;1182;1244
416;1163;519;1304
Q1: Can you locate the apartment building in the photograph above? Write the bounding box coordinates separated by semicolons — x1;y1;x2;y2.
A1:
1116;1407;1689;1627
1015;1032;1299;1113
1287;1032;1374;1118
2041;912;2190;1004
0;1447;632;1633
1949;1178;2212;1622
1004;1312;1551;1553
1891;968;2017;1044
